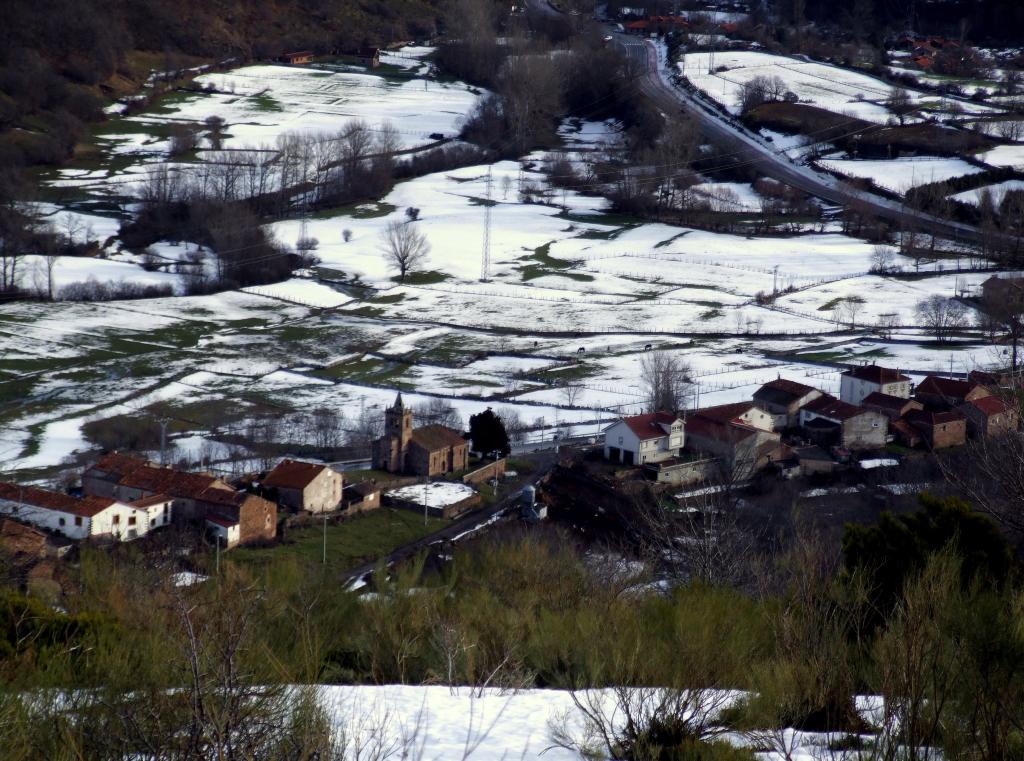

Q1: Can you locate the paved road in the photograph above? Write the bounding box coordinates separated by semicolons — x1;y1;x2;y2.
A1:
341;451;558;586
525;0;1015;247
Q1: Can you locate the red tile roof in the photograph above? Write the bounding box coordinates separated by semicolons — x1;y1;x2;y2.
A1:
803;395;875;421
842;364;910;384
206;514;238;528
128;493;173;509
263;459;331;490
964;396;1014;417
621;411;679;441
409;425;468;452
684;414;758;442
862;392;917;412
692;402;755;424
905;409;965;427
118;465;226;501
916;375;987;400
0;483;118;518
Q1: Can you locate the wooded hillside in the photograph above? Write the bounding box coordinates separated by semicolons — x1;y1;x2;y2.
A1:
0;0;444;168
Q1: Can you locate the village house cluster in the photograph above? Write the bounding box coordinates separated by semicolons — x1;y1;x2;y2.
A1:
603;363;1019;485
0;394;486;553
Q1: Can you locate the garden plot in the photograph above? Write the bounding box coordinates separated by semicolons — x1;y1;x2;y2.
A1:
678;51;980;122
818;157;984;194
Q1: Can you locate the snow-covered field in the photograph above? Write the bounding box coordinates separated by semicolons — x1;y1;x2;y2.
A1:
314;685;888;761
387;482;477;508
950;179;1024;206
818;157;984;193
979;144;1024;170
678;51;985;122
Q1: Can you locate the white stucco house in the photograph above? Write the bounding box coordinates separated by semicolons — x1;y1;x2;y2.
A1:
206;514;242;549
0;482;164;542
603;411;684;465
840;364;912;405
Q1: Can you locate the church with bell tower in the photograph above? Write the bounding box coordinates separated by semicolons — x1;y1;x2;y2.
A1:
371;392;470;477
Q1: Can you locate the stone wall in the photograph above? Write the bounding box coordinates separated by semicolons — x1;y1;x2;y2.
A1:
462;458;506;485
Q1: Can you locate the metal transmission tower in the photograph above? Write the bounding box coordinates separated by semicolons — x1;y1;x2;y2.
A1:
480;167;493;281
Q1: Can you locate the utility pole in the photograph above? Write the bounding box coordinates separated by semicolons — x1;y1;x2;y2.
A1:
423;477;429;526
773;265;779;295
158;417;171;465
322;513;328;564
481;167;493;281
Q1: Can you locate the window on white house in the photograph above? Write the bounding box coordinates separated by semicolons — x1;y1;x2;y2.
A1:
128;516;136;526
59;517;66;526
113;514;120;524
75;517;82;526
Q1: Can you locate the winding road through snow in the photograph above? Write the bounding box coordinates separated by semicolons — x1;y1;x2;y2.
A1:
525;0;1017;248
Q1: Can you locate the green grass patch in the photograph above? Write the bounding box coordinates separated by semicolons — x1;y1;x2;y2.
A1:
310;201;397;220
395;270;449;285
231;508;447;574
318;357;411;385
818;295;866;312
654;231;692;248
370;293;406;304
251;93;284;112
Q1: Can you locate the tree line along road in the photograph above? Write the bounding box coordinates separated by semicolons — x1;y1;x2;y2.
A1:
524;0;1019;249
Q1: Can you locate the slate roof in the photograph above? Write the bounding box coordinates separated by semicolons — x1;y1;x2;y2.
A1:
263;459;330;490
842;364;910;384
409;425;467;452
620;411;679;441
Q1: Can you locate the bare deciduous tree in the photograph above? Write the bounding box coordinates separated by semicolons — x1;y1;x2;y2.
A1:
380;220;430;282
639;351;692;413
916;295;969;343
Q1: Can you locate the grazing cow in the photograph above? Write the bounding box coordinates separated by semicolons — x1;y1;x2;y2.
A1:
577;346;586;354
644;343;652;351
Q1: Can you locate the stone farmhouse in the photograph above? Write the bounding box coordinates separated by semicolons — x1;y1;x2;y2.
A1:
263;459;343;514
914;376;992;411
83;453;276;547
840;364;912;405
683;403;781;479
961;396;1019;437
800;395;889;451
372;393;470;477
602;411;684;465
752;378;823;430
